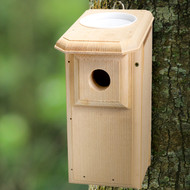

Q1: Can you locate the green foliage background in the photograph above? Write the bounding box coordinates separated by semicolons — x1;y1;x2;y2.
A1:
0;0;88;189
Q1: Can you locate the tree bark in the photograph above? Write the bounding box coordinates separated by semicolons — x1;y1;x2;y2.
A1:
89;0;190;189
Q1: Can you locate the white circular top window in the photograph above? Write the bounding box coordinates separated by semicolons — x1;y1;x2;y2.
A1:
80;12;137;29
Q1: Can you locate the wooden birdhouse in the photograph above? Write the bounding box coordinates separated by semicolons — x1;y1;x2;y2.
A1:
55;9;154;189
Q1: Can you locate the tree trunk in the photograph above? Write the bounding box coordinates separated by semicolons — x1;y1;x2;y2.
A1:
89;0;190;189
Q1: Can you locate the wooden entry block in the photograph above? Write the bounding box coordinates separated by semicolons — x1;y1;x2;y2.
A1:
74;54;131;108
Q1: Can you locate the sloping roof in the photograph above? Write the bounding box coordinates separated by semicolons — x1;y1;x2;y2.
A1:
55;9;154;55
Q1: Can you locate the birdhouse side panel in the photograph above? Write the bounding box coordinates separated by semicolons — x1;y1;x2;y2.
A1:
131;48;144;188
141;27;152;181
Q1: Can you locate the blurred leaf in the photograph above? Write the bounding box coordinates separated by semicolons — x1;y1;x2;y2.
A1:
37;75;66;123
0;114;30;156
0;56;25;93
37;0;88;27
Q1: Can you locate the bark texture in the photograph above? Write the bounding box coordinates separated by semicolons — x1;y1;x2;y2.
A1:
89;0;190;189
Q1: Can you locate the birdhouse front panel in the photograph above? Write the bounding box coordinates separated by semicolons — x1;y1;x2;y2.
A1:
55;9;154;189
65;53;133;187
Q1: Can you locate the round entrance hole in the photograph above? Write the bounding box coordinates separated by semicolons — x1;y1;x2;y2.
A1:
89;69;110;91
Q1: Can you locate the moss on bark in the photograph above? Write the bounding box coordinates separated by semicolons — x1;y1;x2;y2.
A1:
89;0;190;189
